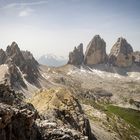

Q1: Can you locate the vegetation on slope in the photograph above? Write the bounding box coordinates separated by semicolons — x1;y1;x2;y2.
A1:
107;105;140;129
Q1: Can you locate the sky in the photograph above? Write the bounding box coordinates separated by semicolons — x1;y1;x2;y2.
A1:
0;0;140;58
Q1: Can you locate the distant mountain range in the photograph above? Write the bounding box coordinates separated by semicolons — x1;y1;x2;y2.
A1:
38;54;67;67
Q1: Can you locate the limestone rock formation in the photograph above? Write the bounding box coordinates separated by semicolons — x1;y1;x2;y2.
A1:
0;84;41;140
0;49;6;65
109;37;133;67
6;59;27;88
68;43;84;65
21;51;40;84
0;42;40;88
29;87;96;140
6;42;40;85
133;51;140;66
84;35;107;65
6;42;25;67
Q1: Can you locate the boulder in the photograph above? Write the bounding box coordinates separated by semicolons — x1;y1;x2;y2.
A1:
109;37;133;67
84;35;107;65
68;43;84;65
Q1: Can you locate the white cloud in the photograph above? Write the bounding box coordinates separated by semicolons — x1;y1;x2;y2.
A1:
0;1;46;17
1;1;48;9
19;8;34;17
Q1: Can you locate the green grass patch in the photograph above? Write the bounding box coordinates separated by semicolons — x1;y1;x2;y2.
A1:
107;105;140;129
82;99;106;111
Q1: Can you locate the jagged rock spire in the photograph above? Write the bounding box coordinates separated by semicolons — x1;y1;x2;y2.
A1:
68;43;84;65
109;37;133;67
84;35;107;65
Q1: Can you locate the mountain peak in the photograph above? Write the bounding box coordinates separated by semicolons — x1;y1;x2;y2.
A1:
109;37;133;67
117;37;129;44
11;41;18;46
38;54;67;67
84;35;107;65
0;42;40;88
6;42;21;57
68;43;84;65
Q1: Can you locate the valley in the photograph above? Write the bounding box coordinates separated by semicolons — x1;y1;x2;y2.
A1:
0;35;140;140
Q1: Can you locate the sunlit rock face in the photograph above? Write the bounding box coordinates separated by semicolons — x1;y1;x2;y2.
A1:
109;37;133;67
84;35;107;65
29;87;95;140
133;51;140;66
68;43;84;65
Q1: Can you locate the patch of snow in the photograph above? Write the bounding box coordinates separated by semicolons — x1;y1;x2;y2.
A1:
114;74;121;79
47;68;50;71
16;66;38;91
0;64;8;68
93;109;106;119
67;70;73;75
42;73;50;79
80;68;87;73
92;69;104;77
52;71;57;74
43;53;66;61
67;68;78;75
67;66;140;81
0;64;9;82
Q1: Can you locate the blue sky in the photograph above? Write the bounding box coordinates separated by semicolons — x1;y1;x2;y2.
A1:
0;0;140;58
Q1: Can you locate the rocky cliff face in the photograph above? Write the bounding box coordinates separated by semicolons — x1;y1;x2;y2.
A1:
0;84;41;140
68;43;84;65
0;42;40;88
21;50;40;84
6;42;25;67
6;60;27;88
133;51;140;66
0;49;7;65
29;87;96;140
68;35;139;68
0;81;96;140
84;35;107;65
109;37;133;67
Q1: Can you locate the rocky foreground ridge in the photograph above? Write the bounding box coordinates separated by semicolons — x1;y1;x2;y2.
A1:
0;83;41;140
68;35;140;67
0;83;95;140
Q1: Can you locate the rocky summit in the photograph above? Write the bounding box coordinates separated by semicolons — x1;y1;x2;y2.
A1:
84;35;107;65
68;43;84;65
68;35;138;68
67;35;108;66
6;42;25;67
109;37;133;67
0;42;40;89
